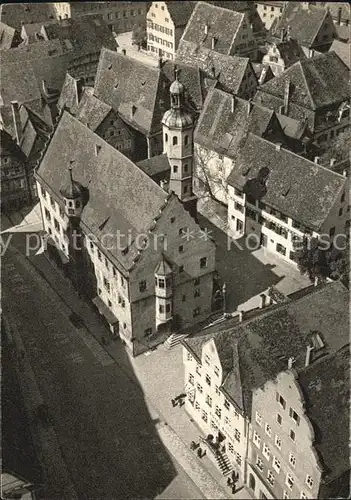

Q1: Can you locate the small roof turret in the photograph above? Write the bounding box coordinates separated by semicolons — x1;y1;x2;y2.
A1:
60;162;83;200
155;255;172;276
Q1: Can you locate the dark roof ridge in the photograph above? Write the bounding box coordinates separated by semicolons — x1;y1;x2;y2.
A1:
245;132;348;180
196;0;245;16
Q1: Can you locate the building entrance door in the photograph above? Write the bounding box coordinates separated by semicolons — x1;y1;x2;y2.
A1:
249;473;256;491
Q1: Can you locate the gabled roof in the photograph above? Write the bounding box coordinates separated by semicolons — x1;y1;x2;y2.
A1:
42;16;116;56
0;22;15;50
179;1;245;55
330;41;350;69
318;2;350;23
0;130;26;162
194;88;276;159
57;73;81;114
272;2;335;48
155;255;173;275
273;38;306;65
176;48;253;96
36;111;168;271
94;49;169;136
255;52;350;112
276;113;309;140
161;60;205;112
0;2;56;31
137;153;171;179
227;133;347;231
164;1;197;27
75;89;112;131
184;281;349;415
298;345;349;480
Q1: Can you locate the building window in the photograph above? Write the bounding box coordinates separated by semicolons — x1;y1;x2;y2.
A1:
139;280;147;292
144;328;152;336
194;288;200;297
215;406;221;418
256;412;263;425
54;218;60;231
105;258;109;269
206;395;212;407
277;413;282;425
179;265;184;273
205;374;211;386
182;294;186;302
165;133;168;143
233;408;239;418
276;393;286;409
289;408;300;425
166;304;171;313
289;453;296;468
214;366;219;376
283;491;289;499
196;364;201;375
173;136;178;145
195;401;200;411
341;191;345;202
286;473;294;490
215;385;220;395
275;434;281;450
187;352;193;361
306;475;313;489
173;165;178;173
265;423;272;437
202;410;208;422
236;453;242;466
300;493;307;499
200;257;207;268
184;135;189;146
290;429;295;442
188;373;194;385
256;456;264;471
267;470;275;486
272;457;281;474
253;431;261;449
44;208;51;221
262;443;270;461
224;399;230;410
329;226;335;237
197;383;203;393
276;243;286;256
193;307;200;317
234;429;240;442
339;207;343;216
159;305;165;313
179;245;184;253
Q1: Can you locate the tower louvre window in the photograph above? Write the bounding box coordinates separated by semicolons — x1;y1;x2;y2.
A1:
173;136;178;145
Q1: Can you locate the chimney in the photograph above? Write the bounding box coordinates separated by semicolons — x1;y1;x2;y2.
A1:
238;311;243;323
76;77;84;103
275;143;282;151
305;345;314;367
158;57;163;68
342;169;347;177
280;27;286;42
205;24;209;35
314;276;319;287
259;294;266;309
11;101;23;145
288;357;295;369
314;156;320;164
283;79;290;115
122;48;126;55
131;104;137;118
231;95;236;113
211;37;216;50
247;98;253;115
330;158;336;168
211;65;216;78
95;144;102;156
337;6;342;26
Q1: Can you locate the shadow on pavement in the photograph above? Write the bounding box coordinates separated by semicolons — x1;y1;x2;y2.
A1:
1;233;178;500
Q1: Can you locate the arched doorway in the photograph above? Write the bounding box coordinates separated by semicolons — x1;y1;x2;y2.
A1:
249;473;256;491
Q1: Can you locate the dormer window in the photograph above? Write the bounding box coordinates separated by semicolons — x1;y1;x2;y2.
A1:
68;201;73;207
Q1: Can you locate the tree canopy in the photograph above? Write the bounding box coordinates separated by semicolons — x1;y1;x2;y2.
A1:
132;23;146;50
321;128;351;165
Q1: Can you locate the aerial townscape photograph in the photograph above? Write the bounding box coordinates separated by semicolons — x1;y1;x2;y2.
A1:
0;0;350;499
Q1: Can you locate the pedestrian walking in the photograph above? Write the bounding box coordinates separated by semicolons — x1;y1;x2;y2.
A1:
197;447;202;458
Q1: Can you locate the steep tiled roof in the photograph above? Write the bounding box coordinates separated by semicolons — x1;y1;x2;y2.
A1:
75;89;112;131
194;88;275;158
0;22;15;50
184;281;349;415
161;60;205;112
274;38;306;65
276;113;309;140
298;345;349;480
164;1;196;27
137;154;171;179
0;130;26;162
273;3;334;48
43;16;116;56
0;2;56;31
57;73;81;113
330;41;350;68
252;63;274;85
227;133;346;231
36;112;168;271
94;49;169;136
179;2;245;55
319;2;350;23
255;52;350;112
176;48;253;96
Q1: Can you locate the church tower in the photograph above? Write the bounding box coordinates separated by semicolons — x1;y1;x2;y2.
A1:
162;69;197;219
